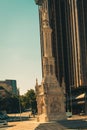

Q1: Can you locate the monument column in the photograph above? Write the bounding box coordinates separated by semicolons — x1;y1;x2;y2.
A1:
35;7;66;122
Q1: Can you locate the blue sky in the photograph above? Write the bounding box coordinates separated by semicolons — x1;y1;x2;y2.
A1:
0;0;42;95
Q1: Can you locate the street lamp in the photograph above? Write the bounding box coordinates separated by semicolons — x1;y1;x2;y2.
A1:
18;88;22;121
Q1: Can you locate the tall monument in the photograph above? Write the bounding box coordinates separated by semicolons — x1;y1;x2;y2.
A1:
35;9;66;122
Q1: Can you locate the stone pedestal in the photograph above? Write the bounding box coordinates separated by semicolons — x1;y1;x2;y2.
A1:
35;76;66;122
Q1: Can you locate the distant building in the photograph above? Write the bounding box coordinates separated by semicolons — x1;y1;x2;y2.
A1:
5;80;18;95
0;82;12;98
0;79;18;97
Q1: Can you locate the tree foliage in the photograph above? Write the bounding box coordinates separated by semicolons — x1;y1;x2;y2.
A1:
0;95;20;113
20;89;37;113
0;89;37;114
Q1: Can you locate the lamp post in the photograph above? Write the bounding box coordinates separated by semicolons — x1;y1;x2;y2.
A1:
18;88;22;121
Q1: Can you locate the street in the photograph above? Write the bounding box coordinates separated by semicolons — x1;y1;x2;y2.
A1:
0;112;87;130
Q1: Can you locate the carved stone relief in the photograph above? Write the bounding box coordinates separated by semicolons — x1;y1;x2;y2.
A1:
50;96;61;114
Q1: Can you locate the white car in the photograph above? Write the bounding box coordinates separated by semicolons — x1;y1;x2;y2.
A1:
66;111;72;118
0;120;8;127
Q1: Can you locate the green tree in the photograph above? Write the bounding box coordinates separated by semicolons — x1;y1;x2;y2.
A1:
0;89;37;114
20;89;37;113
0;95;20;113
20;95;27;110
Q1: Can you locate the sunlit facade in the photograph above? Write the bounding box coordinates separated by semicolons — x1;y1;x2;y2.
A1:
0;79;18;96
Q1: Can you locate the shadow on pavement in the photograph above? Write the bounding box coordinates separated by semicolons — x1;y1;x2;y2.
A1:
0;124;15;129
35;122;66;130
35;119;87;130
58;119;87;129
7;116;29;122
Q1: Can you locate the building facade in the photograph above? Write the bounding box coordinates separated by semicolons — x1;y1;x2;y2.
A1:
35;0;87;114
0;82;12;98
0;79;18;97
5;80;18;95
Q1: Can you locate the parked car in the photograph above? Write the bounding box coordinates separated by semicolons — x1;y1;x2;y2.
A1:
0;112;9;120
66;111;72;118
0;120;8;127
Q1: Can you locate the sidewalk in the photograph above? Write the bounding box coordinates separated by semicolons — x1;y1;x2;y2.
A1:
7;120;40;130
6;118;66;130
6;118;87;130
6;113;87;130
